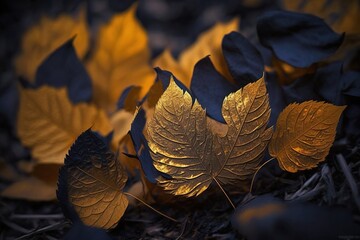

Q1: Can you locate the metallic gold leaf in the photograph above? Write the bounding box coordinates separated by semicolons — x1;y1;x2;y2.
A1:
17;86;112;165
147;77;272;197
58;130;128;229
153;18;239;86
15;11;89;81
86;4;155;112
269;101;345;172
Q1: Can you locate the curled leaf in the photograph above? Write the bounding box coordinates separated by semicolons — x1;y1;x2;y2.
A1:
15;11;89;81
57;129;128;229
269;101;346;172
147;77;272;197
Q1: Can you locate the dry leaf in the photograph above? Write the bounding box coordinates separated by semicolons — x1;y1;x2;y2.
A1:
153;18;239;86
110;109;135;148
58;129;128;229
283;0;360;35
87;4;155;112
15;11;89;81
17;86;112;165
1;177;57;201
146;77;272;197
269;101;345;172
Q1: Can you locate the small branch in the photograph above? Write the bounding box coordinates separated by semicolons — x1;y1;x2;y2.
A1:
10;214;64;220
250;158;275;194
213;177;235;209
124;192;178;222
336;154;360;212
15;221;68;240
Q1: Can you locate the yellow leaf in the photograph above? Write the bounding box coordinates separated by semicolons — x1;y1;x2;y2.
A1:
15;11;89;81
1;177;56;201
87;4;155;112
17;86;112;165
153;18;239;86
147;77;272;197
269;101;345;172
110;109;135;148
58;130;128;229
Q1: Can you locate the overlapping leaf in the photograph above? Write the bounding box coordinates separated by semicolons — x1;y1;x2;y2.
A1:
15;11;89;81
86;4;155;112
57;130;128;229
146;77;272;197
269;101;345;172
153;18;239;86
17;86;112;165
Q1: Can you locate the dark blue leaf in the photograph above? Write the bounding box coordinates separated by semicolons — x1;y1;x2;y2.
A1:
233;195;360;240
154;67;188;92
282;74;321;104
222;31;264;85
190;56;237;123
129;109;163;183
116;85;141;111
64;221;113;240
342;71;360;98
35;38;92;103
257;10;344;68
265;72;286;126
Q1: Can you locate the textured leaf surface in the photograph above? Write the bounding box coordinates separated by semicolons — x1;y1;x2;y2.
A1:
86;4;154;112
15;11;89;81
147;77;272;197
57;130;128;229
17;86;112;164
153;18;239;86
269;101;345;172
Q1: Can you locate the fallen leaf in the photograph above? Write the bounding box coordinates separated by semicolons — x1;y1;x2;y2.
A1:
116;86;141;112
57;129;128;229
17;86;112;165
269;101;345;172
282;0;360;35
110;109;134;148
1;177;56;201
87;4;155;112
147;77;272;197
15;10;89;81
153;18;239;86
257;10;344;68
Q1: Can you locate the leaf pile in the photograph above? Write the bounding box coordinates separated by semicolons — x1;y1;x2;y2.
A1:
1;1;359;239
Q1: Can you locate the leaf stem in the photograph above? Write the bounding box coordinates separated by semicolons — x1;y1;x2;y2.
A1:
213;177;235;209
124;192;178;222
250;157;275;194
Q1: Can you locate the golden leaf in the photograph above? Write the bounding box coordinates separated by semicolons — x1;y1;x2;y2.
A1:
146;77;272;197
17;86;112;165
1;177;56;201
110;109;135;148
153;18;239;86
59;130;128;229
86;4;155;112
269;101;345;172
15;11;89;81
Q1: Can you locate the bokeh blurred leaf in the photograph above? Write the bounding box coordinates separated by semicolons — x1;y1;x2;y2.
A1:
282;0;360;35
33;38;92;103
153;18;239;86
147;77;272;197
1;177;56;201
257;10;344;68
17;86;112;165
15;10;89;81
269;101;345;172
86;4;155;112
57;129;128;229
